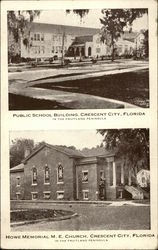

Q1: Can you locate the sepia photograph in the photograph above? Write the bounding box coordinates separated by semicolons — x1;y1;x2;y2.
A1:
10;129;150;231
8;8;149;110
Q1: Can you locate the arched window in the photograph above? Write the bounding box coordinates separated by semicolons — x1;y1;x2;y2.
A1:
44;165;50;184
57;163;64;183
32;167;37;185
88;47;92;56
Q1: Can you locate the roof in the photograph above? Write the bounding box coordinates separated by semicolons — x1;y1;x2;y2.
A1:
21;143;84;164
30;22;99;36
10;144;116;172
137;169;150;175
122;31;138;42
80;147;115;157
10;163;24;173
73;35;93;45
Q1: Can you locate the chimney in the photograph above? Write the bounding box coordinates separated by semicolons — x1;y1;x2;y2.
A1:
24;147;31;158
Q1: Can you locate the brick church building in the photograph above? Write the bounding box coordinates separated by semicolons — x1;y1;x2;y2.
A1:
10;142;145;201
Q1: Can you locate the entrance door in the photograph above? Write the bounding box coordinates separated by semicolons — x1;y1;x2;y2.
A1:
88;47;92;56
99;184;105;200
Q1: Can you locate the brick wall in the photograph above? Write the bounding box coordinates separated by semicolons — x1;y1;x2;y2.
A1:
10;171;25;200
76;160;98;201
23;146;76;200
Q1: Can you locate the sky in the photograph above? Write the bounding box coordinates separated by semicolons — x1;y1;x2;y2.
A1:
10;130;104;150
34;9;148;31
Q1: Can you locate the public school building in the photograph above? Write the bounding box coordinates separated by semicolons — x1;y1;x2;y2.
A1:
19;22;136;60
10;143;145;201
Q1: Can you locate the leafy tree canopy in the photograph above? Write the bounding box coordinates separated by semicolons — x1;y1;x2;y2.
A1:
66;9;89;19
100;9;148;60
97;129;149;169
8;10;40;42
10;138;35;168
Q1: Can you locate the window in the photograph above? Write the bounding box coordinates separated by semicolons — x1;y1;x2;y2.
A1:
57;191;64;200
43;191;51;200
57;163;64;183
37;46;40;54
100;170;105;181
83;190;89;200
16;192;20;200
34;33;37;41
32;167;37;185
52;46;55;53
31;192;38;200
41;34;44;41
55;46;58;53
37;34;40;41
34;33;40;41
44;165;50;184
82;170;88;183
52;34;57;41
41;46;45;54
32;46;40;54
16;177;20;186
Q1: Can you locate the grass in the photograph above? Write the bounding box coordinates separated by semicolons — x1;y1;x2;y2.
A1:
11;204;150;230
11;209;73;222
9;93;68;110
32;69;149;108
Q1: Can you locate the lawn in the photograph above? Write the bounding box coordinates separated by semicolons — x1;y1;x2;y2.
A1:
9;93;67;110
11;203;150;231
32;69;149;108
11;209;74;222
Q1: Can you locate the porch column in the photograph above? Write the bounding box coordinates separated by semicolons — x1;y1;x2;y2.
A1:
113;161;116;187
128;168;132;186
74;47;77;59
121;164;124;184
79;47;82;60
76;168;79;199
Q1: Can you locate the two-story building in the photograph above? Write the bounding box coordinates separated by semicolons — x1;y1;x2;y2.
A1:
17;22;140;61
20;22;101;60
10;142;146;201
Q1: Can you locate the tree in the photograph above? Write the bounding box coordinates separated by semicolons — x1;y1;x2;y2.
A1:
10;138;35;168
8;10;40;63
142;29;149;58
66;9;89;19
97;129;149;177
100;9;148;61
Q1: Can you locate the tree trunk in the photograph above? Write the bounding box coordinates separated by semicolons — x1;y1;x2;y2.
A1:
61;31;65;66
111;33;114;62
111;45;114;62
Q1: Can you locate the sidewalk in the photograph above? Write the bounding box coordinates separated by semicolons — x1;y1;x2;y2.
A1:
9;61;148;109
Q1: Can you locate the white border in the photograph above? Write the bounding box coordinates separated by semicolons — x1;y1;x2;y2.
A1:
1;0;157;249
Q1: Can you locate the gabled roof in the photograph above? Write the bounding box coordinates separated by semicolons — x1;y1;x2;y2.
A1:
22;143;84;164
10;143;116;172
30;22;99;36
10;163;24;173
